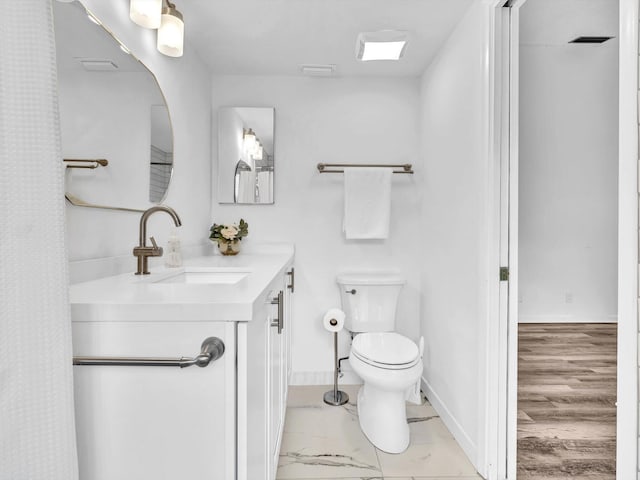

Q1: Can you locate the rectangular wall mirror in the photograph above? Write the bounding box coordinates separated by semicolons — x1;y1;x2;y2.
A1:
217;107;274;204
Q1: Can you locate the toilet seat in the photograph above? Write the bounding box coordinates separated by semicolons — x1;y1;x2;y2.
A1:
351;332;420;370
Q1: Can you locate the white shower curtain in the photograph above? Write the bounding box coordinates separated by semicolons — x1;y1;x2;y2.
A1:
256;171;273;203
237;170;257;203
0;1;79;479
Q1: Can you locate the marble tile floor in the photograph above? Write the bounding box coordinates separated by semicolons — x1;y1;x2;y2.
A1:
277;384;481;480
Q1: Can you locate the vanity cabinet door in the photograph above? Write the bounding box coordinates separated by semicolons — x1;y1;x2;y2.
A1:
238;265;293;480
72;321;236;480
267;289;285;480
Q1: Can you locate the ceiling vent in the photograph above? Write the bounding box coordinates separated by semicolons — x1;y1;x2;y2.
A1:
79;59;119;71
300;64;336;76
569;36;613;44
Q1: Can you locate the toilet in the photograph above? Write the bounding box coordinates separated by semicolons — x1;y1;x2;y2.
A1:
337;273;423;454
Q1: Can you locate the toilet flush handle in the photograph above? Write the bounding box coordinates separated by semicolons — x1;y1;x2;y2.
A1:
345;289;356;295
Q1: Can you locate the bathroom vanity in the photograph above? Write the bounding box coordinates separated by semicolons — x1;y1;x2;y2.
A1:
69;247;294;480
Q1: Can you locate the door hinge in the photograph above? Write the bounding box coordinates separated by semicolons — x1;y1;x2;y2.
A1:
500;266;509;281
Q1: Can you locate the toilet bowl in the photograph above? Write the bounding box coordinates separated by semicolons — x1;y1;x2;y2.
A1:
349;332;423;454
337;272;423;454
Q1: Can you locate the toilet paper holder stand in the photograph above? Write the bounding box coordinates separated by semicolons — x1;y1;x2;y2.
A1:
324;318;349;406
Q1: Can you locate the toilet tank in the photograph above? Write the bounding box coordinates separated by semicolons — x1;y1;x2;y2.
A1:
336;273;405;333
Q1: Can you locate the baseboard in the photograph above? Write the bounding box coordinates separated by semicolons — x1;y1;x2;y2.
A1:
518;314;618;324
421;377;477;469
290;371;362;386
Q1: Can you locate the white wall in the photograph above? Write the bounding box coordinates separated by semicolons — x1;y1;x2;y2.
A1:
418;2;492;473
64;0;211;277
518;43;619;323
210;74;421;384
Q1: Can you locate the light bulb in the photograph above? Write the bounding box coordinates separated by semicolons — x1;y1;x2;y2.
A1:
253;146;263;161
130;0;162;29
243;129;257;153
157;4;184;57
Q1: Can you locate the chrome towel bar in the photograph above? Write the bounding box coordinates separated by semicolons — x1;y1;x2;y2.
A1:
317;163;414;174
73;337;225;368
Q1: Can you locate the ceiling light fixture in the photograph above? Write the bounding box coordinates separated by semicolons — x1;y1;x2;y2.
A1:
157;1;184;57
243;129;257;153
253;144;263;161
356;31;408;61
129;0;162;29
129;0;184;58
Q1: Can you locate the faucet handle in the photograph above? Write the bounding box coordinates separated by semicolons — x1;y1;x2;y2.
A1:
148;236;163;257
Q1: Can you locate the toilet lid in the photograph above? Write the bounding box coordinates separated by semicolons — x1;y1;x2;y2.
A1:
352;332;419;367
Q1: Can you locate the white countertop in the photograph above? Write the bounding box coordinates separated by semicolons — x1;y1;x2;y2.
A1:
69;246;294;323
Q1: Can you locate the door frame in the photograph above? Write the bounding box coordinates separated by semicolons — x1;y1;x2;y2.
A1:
487;0;639;478
616;0;639;476
482;1;527;478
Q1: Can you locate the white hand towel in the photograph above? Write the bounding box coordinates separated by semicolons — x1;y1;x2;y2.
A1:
343;167;392;239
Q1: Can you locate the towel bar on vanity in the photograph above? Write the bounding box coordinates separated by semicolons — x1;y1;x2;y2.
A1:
63;158;109;169
316;163;414;174
73;337;225;368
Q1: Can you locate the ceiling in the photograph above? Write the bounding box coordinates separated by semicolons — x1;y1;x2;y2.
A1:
520;0;618;46
178;0;473;77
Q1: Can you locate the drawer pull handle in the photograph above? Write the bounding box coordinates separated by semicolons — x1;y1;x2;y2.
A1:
270;290;284;334
287;268;295;292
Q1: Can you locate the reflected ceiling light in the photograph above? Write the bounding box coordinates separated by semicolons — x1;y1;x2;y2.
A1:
356;31;408;61
130;0;162;29
243;129;257;153
157;1;184;58
253;145;263;161
253;141;263;158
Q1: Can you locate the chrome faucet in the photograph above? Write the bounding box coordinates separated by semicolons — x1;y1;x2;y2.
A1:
133;205;182;275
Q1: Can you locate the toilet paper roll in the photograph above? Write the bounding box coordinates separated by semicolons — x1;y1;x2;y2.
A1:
323;308;345;333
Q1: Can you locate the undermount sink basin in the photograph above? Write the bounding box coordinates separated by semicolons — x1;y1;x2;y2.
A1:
154;269;251;285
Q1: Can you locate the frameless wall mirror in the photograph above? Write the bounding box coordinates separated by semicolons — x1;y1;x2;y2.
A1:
218;107;275;204
54;0;174;209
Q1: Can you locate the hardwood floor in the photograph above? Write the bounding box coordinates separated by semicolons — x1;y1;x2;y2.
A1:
517;323;617;480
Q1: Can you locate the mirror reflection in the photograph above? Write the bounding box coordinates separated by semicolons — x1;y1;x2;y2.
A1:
149;105;173;203
218;107;274;204
54;0;174;208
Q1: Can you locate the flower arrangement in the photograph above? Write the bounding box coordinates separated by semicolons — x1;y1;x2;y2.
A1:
209;219;248;255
